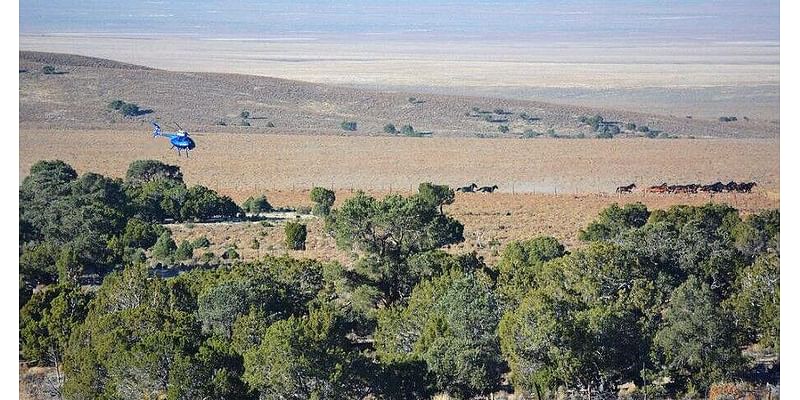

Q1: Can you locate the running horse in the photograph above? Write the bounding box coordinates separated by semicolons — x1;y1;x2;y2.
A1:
645;183;669;194
456;183;478;193
736;182;758;193
615;183;636;193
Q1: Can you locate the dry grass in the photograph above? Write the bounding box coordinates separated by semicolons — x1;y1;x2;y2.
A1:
19;130;779;196
167;191;779;266
167;215;354;266
19;365;59;400
20;126;779;265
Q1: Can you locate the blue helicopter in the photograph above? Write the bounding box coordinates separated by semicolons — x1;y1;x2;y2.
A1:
151;122;196;157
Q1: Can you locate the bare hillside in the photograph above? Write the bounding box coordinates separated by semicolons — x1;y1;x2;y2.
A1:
19;51;778;138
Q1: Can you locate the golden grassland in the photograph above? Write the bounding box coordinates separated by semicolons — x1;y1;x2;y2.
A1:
167;190;779;266
20;129;779;265
20;130;779;195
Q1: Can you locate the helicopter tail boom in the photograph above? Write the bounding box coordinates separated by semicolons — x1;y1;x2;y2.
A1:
152;122;162;137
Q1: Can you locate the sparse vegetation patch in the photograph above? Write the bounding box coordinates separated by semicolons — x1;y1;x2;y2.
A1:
41;65;59;74
107;99;150;117
383;123;398;134
340;120;357;131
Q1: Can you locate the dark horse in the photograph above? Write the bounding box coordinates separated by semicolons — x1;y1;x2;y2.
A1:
646;183;669;194
736;182;758;193
699;182;725;193
456;183;478;193
615;183;636;193
477;185;499;193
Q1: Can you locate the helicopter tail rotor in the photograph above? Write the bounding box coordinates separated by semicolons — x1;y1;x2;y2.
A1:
151;122;162;137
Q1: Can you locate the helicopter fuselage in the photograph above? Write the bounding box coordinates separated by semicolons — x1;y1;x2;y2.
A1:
152;122;196;156
169;132;196;150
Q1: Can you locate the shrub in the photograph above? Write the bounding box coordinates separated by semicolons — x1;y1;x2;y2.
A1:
266;121;275;128
418;182;455;213
285;222;307;250
522;129;541;138
222;247;240;260
179;185;241;221
56;248;82;285
593;124;618;138
578;202;650;241
20;243;59;287
719;116;738;122
125;159;183;184
250;238;260;250
310;187;336;217
498;125;510;134
383;123;398;134
401;124;415;136
637;125;650;133
483;115;508;123
341;121;357;131
192;236;211;248
121;218;164;249
200;251;217;263
175;240;194;260
596;130;614;139
42;65;57;74
242;195;273;214
240;120;251;127
119;102;140;116
108;100;126;110
152;232;176;258
625;122;636;130
581;115;604;130
240;110;250;119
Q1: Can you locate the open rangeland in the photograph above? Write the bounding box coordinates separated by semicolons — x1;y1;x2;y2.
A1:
19;130;779;195
166;190;779;266
19;51;779;139
20;129;779;265
20;36;780;120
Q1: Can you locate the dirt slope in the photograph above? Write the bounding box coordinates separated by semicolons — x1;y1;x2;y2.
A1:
19;51;779;138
